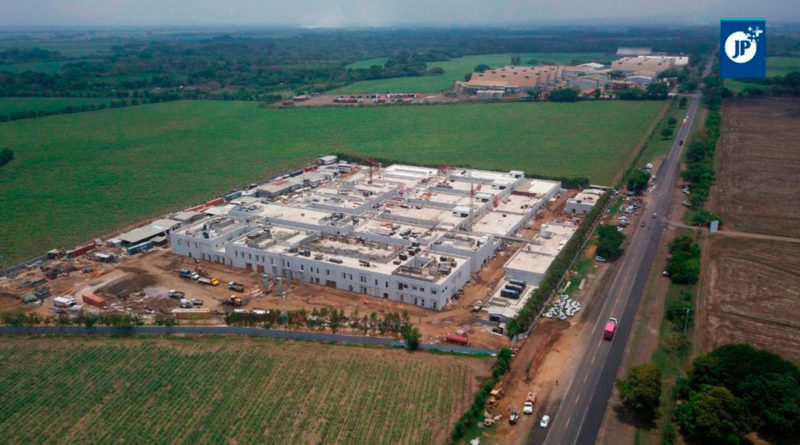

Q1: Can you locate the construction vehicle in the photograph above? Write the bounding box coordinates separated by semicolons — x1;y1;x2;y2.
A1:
179;298;193;308
191;298;203;306
223;295;243;307
210;278;220;286
168;289;185;299
178;269;192;279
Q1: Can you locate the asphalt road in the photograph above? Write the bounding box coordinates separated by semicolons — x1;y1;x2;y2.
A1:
532;90;705;445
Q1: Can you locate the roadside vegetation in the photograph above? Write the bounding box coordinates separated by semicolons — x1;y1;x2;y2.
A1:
616;362;662;424
451;348;512;442
676;344;800;444
596;225;625;261
664;236;701;285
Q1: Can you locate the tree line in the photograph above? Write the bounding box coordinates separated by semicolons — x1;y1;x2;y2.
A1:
451;347;512;442
507;191;611;337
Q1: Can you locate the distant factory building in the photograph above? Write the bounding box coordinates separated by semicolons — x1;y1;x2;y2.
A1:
611;56;689;75
616;47;653;56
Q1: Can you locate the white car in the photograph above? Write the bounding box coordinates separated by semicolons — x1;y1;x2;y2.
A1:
523;401;534;415
540;415;550;428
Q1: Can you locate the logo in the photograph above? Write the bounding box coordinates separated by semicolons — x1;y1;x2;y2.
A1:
720;19;766;78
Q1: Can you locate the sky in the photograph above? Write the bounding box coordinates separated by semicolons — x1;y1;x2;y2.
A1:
0;0;797;28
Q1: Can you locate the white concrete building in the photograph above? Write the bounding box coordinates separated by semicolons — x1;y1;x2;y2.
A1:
565;189;605;215
171;162;567;311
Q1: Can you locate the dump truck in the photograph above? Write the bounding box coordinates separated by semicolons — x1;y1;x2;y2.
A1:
604;317;618;340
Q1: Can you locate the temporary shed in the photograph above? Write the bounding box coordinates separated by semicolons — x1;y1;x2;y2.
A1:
117;219;181;246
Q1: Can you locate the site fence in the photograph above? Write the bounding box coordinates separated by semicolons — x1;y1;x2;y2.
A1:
0;325;497;356
0;254;46;278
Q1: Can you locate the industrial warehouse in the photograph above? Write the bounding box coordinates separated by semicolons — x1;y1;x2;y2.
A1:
169;157;570;312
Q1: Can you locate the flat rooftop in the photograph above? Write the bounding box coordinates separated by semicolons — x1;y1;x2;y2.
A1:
494;194;543;214
472;211;526;236
505;247;555;274
526;179;561;197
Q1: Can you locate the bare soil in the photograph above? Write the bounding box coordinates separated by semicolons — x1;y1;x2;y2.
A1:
701;237;800;362
712;98;800;238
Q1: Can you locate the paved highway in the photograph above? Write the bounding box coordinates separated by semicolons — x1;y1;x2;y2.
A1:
533;87;706;444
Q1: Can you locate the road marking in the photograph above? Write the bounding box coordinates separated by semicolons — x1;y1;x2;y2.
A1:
565;416;571;428
584;372;590;383
575;393;581;403
591;353;597;364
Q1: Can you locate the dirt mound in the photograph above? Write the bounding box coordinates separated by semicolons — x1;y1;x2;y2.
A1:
96;272;158;298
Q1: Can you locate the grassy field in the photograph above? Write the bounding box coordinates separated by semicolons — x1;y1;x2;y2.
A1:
633;98;683;170
0;99;662;263
333;52;613;93
0;337;490;445
346;57;389;69
724;56;800;93
0;97;111;117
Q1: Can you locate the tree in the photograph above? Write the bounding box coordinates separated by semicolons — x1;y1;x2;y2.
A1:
679;97;688;108
526;87;542;99
596;225;625;260
474;64;490;73
425;67;444;76
402;325;422;350
548;88;580;102
616;362;662;423
667;116;677;127
510;56;521;66
647;82;670;99
0;148;13;167
676;385;748;445
661;127;674;139
627;170;651;195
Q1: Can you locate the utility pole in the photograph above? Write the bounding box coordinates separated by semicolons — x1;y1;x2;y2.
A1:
683;307;692;336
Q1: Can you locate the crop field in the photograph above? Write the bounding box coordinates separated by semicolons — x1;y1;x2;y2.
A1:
711;98;800;238
0;337;491;445
702;237;800;362
0;99;662;264
333;52;613;93
0;97;111;117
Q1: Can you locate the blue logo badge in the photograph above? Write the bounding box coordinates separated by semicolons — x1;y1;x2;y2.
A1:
720;19;766;78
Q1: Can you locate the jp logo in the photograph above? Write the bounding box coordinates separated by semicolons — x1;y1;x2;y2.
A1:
725;31;758;64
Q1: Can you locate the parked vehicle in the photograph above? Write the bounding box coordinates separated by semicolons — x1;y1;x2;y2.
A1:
191;299;203;306
197;277;212;285
179;298;193;308
445;334;470;346
604;317;618;340
223;295;243;307
523;392;536;414
53;296;77;308
168;289;185;299
594;256;607;263
228;281;244;292
210;278;220;286
178;269;192;279
540;415;551;428
509;408;519;425
471;300;484;312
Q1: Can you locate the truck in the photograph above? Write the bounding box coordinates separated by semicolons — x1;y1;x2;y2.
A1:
604;317;618;340
223;295;243;307
178;269;193;279
168;289;185;299
197;277;212;285
228;281;244;292
53;296;77;308
179;298;193;308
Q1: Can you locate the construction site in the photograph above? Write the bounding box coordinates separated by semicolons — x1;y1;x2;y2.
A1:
0;155;590;349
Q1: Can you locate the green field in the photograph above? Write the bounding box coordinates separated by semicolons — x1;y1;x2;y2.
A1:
0;99;662;263
0;337;487;444
345;57;389;69
724;56;800;93
0;97;111;117
333;52;613;93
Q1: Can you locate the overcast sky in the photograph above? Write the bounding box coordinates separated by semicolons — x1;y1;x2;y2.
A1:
0;0;797;28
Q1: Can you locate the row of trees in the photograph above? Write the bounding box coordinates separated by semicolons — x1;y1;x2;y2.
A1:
0;311;143;328
451;348;512;441
626;170;650;194
224;306;416;337
665;236;701;285
618;82;671;100
676;344;800;444
507;191;611;337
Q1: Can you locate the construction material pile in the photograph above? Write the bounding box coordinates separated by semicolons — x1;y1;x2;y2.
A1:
543;294;581;320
